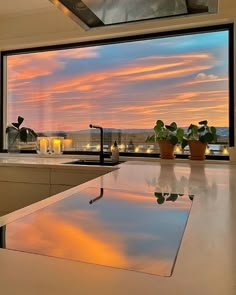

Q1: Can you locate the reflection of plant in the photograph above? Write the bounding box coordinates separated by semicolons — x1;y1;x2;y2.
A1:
154;192;194;205
146;120;184;145
146;164;217;204
146;164;187;196
6;116;37;142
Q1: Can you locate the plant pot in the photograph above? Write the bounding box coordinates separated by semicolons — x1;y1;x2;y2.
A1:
7;128;36;153
188;140;207;160
7;129;21;153
157;140;175;159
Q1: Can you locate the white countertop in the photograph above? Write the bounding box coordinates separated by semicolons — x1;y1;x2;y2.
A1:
0;154;235;295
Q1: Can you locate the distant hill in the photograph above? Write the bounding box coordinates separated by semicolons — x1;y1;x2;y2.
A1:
38;127;229;137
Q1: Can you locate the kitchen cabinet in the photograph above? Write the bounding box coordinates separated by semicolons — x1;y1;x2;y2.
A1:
0;165;113;216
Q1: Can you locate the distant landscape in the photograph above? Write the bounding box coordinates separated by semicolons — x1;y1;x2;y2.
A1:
38;127;229;154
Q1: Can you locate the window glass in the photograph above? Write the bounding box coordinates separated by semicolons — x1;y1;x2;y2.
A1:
6;29;230;156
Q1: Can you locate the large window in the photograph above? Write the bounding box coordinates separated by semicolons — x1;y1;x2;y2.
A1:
2;25;233;157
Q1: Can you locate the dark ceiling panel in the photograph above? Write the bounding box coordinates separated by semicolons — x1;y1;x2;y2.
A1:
49;0;218;30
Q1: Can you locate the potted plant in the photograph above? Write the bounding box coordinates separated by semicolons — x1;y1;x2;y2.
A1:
182;120;217;160
6;116;37;152
146;120;184;159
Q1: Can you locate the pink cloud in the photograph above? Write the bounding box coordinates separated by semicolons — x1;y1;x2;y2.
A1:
7;51;228;130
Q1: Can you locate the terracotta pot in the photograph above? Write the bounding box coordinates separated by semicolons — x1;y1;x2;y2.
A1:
188;140;207;160
157;140;175;159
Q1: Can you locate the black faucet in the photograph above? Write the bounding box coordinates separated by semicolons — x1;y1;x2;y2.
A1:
89;188;104;204
89;124;104;164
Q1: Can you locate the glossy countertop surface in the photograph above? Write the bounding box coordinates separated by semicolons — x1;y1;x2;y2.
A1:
3;187;193;277
0;155;235;294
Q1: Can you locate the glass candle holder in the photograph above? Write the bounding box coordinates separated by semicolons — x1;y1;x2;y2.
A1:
36;137;49;155
63;138;73;151
50;137;64;155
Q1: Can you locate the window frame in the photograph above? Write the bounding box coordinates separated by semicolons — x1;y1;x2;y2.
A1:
0;23;234;159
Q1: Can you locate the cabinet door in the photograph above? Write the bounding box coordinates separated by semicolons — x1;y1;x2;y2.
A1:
50;184;74;196
0;166;50;184
0;182;50;215
50;167;112;186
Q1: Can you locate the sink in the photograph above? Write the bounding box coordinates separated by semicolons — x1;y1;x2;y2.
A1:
63;159;124;166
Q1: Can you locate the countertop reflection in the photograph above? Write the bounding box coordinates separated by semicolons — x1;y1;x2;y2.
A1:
3;186;193;277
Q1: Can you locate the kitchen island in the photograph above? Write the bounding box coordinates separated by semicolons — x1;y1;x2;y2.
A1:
0;155;235;295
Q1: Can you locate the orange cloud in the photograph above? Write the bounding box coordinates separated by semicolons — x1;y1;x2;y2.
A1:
59;102;94;110
6;208;174;276
7;50;229;130
56;47;99;59
126;65;210;81
181;77;228;87
7;47;99;83
7;210;127;266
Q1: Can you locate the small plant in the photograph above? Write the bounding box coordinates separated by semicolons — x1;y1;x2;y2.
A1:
146;120;184;145
6;116;37;142
182;120;217;149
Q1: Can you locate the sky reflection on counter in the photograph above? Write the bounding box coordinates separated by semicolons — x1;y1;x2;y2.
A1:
5;187;193;277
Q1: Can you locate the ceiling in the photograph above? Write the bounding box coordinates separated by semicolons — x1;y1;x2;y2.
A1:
0;0;220;51
0;0;53;17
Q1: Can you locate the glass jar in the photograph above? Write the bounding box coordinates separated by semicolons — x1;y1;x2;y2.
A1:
49;137;64;155
7;129;20;153
36;137;49;155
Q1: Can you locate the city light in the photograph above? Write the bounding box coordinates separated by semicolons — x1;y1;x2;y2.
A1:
119;144;125;151
205;146;211;155
175;145;182;154
135;147;140;153
222;146;229;155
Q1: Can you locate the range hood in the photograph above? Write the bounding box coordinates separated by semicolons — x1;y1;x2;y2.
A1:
49;0;218;30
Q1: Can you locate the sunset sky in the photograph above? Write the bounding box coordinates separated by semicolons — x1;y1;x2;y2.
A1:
7;30;229;132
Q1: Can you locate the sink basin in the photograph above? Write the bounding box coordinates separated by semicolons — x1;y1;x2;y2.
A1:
63;159;124;166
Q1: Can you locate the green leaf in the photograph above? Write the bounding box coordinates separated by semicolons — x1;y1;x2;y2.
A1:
187;124;194;132
28;128;38;139
165;125;176;132
170;122;177;130
19;127;37;142
158;129;167;139
210;126;217;134
154;125;162;134
204;132;214;143
19;128;28;142
188;124;198;133
212;133;217;143
145;135;155;142
170;135;178;145
12;122;20;129
155;120;164;129
17;116;24;127
181;138;188;149
198;126;205;133
199;120;207;125
176;128;184;140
